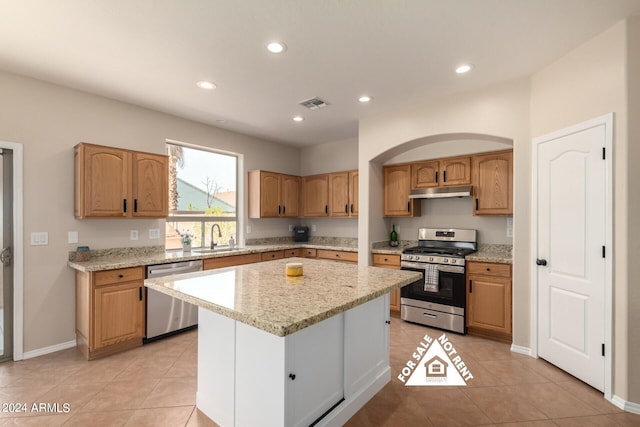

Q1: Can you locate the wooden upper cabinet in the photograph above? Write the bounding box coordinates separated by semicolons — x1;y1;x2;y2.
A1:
302;174;329;217
349;170;358;217
472;150;513;215
75;143;168;219
383;164;421;217
248;170;300;218
328;172;350;217
411;156;470;189
131;152;169;217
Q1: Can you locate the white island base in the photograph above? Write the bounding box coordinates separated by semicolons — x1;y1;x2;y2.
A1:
197;294;391;427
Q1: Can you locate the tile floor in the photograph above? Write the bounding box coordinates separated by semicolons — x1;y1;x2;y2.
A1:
0;317;637;426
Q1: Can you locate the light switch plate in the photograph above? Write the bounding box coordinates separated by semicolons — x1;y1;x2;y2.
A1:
148;229;160;239
130;230;139;240
68;231;79;244
506;217;513;238
30;232;48;246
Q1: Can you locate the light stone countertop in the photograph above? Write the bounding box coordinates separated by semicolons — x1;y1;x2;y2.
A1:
68;242;358;273
144;257;421;337
465;244;512;264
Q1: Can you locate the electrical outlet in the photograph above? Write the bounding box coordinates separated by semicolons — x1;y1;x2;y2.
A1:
288;224;293;232
149;229;160;239
506;217;513;238
130;230;139;240
246;225;252;234
30;232;48;246
312;224;317;232
68;231;79;244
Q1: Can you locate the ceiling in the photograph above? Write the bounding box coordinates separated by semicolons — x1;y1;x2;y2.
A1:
1;1;639;147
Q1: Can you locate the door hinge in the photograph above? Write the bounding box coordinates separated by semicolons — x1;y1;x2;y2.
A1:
602;343;605;356
602;246;606;258
602;147;606;160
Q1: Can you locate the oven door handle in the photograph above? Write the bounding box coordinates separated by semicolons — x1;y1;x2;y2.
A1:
401;261;427;270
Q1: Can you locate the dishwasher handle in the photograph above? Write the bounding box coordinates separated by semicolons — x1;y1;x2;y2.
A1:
146;261;203;277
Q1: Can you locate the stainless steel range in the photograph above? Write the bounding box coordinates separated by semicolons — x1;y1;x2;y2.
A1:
400;228;477;333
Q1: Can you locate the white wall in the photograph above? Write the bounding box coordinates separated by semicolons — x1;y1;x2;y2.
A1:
0;70;301;353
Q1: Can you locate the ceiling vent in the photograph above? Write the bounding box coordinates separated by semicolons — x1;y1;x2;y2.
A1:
299;97;330;110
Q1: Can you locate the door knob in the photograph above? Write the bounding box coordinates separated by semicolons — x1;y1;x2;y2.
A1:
536;258;547;266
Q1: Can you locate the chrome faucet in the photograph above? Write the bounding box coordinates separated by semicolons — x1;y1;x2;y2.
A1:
210;224;222;249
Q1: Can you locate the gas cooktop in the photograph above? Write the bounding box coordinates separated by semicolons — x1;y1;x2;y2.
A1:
402;246;476;258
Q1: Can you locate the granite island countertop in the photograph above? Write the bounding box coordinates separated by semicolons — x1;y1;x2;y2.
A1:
144;257;421;337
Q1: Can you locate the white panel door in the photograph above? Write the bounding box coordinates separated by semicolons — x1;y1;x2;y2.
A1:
536;121;606;391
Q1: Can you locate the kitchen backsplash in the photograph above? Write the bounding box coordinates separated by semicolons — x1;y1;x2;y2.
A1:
246;236;358;248
68;245;165;261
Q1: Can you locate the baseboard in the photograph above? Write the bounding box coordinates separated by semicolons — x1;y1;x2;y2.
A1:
510;344;533;357
22;340;76;360
611;395;640;414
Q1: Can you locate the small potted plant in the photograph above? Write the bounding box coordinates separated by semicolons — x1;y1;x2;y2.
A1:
180;231;194;252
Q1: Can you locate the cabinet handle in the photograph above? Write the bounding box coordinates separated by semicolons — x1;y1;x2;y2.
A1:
139;287;143;301
325;205;328;215
469;280;473;293
283;205;285;215
407;201;410;212
475;198;479;210
385;320;391;325
335;253;340;258
278;205;281;215
118;274;124;279
345;204;348;213
123;199;127;213
435;171;438;183
350;204;354;213
486;268;491;272
443;170;447;182
289;373;296;380
134;199;138;213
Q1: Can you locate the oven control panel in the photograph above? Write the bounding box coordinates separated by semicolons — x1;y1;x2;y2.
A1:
401;253;465;266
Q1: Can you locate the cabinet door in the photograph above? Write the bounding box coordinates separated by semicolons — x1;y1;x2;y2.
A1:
441;157;471;186
302;175;329;217
467;275;512;335
372;254;401;312
280;174;300;217
411;160;439;188
81;145;129;217
473;151;513;215
328;172;350;217
94;281;144;349
383;165;420;217
131;152;169;218
349;170;359;217
259;171;281;217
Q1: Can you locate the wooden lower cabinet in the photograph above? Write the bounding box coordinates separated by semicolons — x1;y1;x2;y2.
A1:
75;266;145;360
466;261;512;342
203;253;261;270
372;253;402;312
302;248;317;258
316;249;358;263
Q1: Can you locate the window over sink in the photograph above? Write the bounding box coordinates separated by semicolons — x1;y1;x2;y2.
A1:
166;141;238;250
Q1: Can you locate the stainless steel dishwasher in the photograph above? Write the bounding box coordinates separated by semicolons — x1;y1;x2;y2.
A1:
144;259;202;342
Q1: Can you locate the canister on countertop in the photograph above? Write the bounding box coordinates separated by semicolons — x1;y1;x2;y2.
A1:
285;262;303;277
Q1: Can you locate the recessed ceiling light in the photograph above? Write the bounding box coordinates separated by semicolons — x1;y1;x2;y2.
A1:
358;95;372;103
267;41;287;54
455;64;472;74
196;80;216;90
292;115;304;122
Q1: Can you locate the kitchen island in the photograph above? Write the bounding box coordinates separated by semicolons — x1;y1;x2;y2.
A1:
145;257;420;427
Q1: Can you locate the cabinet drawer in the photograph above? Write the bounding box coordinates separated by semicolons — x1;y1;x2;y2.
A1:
284;248;302;257
316;249;358;263
261;250;285;261
94;267;144;286
372;254;401;268
203;253;261;270
303;248;317;258
467;262;511;277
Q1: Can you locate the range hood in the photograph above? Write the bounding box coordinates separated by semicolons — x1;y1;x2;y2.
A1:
408;185;473;199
